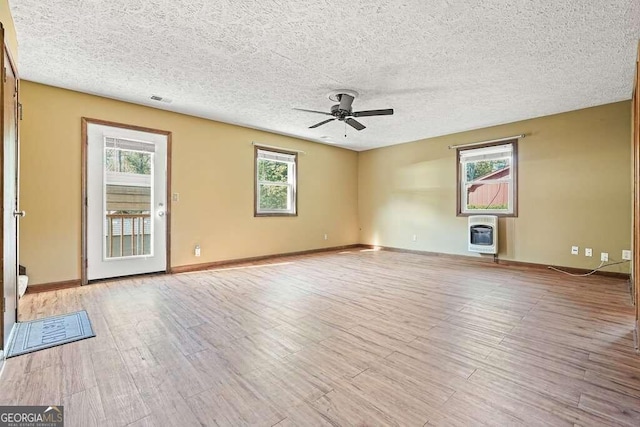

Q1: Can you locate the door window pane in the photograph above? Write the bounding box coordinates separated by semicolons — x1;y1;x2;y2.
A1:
104;147;153;258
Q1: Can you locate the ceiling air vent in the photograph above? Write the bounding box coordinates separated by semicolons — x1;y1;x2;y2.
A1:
150;95;172;104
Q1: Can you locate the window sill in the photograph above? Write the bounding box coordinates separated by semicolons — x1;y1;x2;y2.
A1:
255;212;298;217
457;212;517;218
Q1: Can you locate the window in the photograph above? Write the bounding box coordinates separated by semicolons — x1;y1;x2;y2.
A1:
255;147;297;216
457;140;517;216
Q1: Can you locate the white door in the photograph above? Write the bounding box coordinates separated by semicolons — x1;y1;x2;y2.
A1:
86;123;167;281
3;47;19;348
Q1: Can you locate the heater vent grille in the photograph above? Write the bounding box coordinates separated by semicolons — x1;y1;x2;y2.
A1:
468;215;498;254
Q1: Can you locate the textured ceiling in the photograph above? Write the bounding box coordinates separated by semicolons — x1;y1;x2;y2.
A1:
10;0;640;151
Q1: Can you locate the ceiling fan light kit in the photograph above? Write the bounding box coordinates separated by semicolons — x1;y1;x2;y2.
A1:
295;89;394;132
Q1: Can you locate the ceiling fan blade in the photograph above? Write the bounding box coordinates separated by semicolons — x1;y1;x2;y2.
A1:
345;118;366;131
352;108;394;117
294;108;332;116
338;94;355;111
309;118;336;129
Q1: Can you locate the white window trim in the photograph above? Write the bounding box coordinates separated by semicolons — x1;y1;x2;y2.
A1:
458;141;517;216
255;147;297;216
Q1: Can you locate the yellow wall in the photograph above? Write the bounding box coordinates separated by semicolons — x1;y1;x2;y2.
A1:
0;0;17;59
18;80;634;284
20;81;359;286
358;101;632;273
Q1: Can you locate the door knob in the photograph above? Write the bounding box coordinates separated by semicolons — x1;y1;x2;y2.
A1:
13;210;25;218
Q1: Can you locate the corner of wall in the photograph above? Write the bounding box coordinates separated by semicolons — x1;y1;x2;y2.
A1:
0;0;18;60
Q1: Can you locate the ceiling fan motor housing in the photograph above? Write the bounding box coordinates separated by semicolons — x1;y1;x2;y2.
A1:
331;104;352;120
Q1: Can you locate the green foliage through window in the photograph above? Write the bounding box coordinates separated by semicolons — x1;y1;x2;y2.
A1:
259;184;288;210
258;158;288;183
256;150;296;215
467;204;508;210
465;159;508;181
106;149;152;175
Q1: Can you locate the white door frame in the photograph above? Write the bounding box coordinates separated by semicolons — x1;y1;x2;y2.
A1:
81;118;172;284
2;35;20;349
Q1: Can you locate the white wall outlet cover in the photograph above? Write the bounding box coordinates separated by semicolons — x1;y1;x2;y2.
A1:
571;246;579;255
622;250;632;260
585;248;592;257
600;252;608;262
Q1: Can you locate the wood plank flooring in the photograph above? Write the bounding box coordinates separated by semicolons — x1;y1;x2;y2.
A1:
1;249;639;426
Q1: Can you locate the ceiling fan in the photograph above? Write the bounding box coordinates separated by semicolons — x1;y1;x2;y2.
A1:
295;90;393;131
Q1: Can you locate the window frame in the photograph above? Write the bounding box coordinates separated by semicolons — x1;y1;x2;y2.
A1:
254;145;298;217
456;140;518;217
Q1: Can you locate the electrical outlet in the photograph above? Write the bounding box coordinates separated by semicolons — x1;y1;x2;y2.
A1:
571;246;579;255
585;248;592;257
195;245;201;257
323;234;328;240
412;234;417;242
622;250;632;260
600;252;608;262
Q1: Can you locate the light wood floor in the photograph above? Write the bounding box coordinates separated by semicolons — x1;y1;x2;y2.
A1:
1;249;639;426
